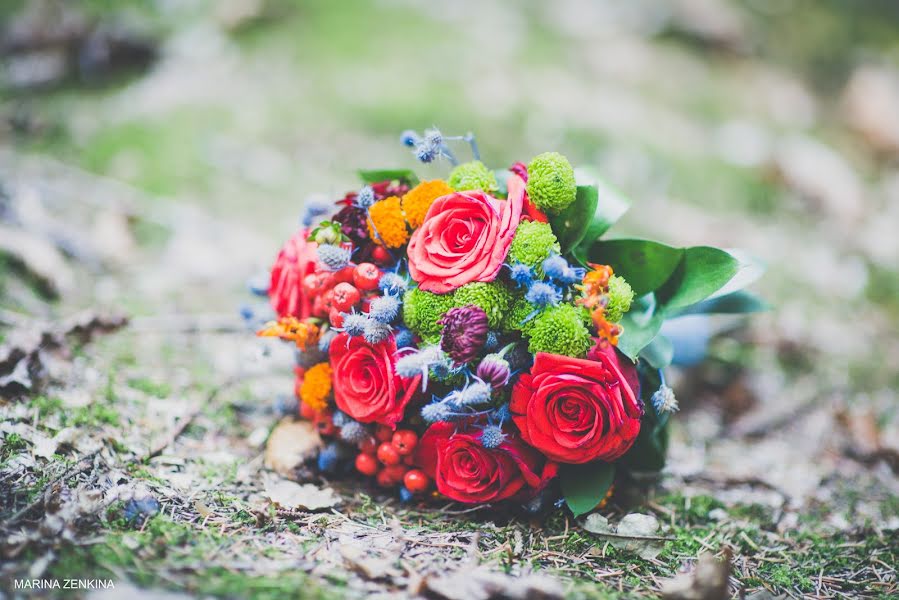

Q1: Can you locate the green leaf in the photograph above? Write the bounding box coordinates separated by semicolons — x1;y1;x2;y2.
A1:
550;184;598;254
617;310;664;361
618;365;669;473
655;246;740;312
671;290;769;317
560;462;616;517
581;176;632;242
641;334;673;369
358;169;419;186
581;239;684;297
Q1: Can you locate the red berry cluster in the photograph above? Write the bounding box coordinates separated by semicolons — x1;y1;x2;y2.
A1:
301;262;383;328
354;426;430;494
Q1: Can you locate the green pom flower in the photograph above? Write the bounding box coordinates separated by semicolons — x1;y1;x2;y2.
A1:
507;221;560;277
527;304;593;358
448;161;498;193
403;287;455;341
605;275;634;323
505;295;541;333
453;281;512;329
526;152;576;214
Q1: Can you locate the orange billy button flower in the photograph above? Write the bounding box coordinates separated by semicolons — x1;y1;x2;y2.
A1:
576;263;622;345
367;196;409;248
400;179;453;229
300;362;333;412
256;316;320;350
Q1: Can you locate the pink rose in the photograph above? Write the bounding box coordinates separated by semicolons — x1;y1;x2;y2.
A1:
406;175;524;293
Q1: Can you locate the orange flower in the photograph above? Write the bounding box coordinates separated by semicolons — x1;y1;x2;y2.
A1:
367;196;409;248
256;317;320;350
576;263;621;345
401;179;453;229
299;362;332;411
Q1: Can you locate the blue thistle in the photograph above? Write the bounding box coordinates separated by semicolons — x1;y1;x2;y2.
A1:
416;144;437;163
423;127;443;148
317;329;337;353
331;410;350;427
652;384;679;414
400;130;420;147
341;313;368;337
525;281;562;307
316;244;352;271
480;425;507;449
558;266;586;286
340;420;367;443
450;379;492;407
421;400;454;423
395;346;444;386
378;272;408;295
394;327;415;349
507;263;534;289
399;486;414;502
317;444;340;473
354;186;376;210
368;295;401;324
362;319;392;344
492;404;512;424
541;255;569;281
484;330;500;352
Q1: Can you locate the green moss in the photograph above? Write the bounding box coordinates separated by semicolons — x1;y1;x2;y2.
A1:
128;377;172;398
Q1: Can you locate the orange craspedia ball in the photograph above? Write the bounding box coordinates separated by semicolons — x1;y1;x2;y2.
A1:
367;196;409;248
299;362;332;411
401;179;453;229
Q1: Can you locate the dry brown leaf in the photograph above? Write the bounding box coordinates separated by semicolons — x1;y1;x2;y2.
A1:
264;418;322;477
264;479;339;511
424;566;564;600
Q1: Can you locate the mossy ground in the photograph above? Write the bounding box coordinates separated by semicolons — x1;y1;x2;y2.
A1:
2;0;898;597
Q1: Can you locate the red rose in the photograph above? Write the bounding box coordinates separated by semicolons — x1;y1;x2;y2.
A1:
510;344;643;464
416;421;558;504
269;229;319;319
329;332;420;428
406;175;524;293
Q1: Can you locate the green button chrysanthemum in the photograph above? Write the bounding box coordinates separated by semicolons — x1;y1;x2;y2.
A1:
605;275;634;323
452;281;512;329
527;304;593;358
507;221;560;277
505;295;541;334
402;287;455;341
526;152;576;214
447;160;498;193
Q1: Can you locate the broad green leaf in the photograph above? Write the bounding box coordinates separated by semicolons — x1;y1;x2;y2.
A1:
617;310;664;361
640;334;673;369
560;461;615;517
655;246;739;312
358;169;419;186
493;169;511;196
550;184;598;254
671;290;769;317
582;239;684;297
581;176;632;242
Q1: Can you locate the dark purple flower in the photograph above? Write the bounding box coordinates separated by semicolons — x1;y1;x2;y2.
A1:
439;305;489;365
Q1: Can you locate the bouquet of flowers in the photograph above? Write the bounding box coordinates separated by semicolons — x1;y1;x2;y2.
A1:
255;129;762;516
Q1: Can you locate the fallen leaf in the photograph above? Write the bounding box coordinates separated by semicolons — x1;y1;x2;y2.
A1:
264;418;322;477
339;546;399;580
583;512;666;560
265;479;339;511
424;566;564;600
660;550;732;600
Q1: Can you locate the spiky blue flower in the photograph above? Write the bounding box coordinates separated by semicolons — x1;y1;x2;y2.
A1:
316;244;352;271
317;444;340;473
492;404;512;424
416;144;437;163
341;313;368;337
395;346;444;382
362;319;392;344
525;281;562;306
239;304;254;321
508;263;534;289
399;486;414;502
451;379;492;407
421;400;453;423
423;128;443;148
652;384;679;414
331;410;350;427
354;186;376;210
340;420;367;443
558;266;586;286
301;200;331;227
368;295;401;324
400;130;420;147
542;255;569;281
480;425;507;449
394;327;415;349
378;272;408;295
484;331;500;352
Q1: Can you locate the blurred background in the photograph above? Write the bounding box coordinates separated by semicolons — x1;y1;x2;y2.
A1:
1;0;898;594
